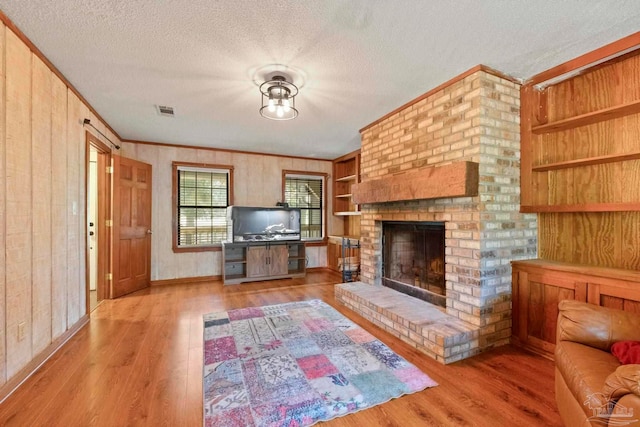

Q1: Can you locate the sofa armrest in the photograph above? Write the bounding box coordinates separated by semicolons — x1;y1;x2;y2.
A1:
557;300;640;351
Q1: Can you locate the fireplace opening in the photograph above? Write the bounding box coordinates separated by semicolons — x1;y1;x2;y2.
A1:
382;222;446;307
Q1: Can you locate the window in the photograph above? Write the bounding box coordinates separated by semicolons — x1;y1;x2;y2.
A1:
173;162;233;251
283;171;326;241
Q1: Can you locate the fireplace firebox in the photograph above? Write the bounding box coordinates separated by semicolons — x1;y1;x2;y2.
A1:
382;222;445;307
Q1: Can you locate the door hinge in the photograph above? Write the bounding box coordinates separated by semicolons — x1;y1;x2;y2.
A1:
106;166;113;174
106;273;113;281
105;219;113;227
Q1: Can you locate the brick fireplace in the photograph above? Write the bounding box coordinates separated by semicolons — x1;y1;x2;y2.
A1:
335;66;537;363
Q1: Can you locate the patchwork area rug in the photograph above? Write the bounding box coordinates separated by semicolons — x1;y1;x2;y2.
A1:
203;299;437;427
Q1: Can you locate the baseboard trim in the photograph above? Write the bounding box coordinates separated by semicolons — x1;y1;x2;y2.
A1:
150;275;222;286
0;314;90;404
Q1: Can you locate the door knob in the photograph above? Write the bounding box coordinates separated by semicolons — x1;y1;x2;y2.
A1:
147;229;153;234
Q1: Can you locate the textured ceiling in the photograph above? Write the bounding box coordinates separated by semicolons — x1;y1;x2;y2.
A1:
2;1;640;159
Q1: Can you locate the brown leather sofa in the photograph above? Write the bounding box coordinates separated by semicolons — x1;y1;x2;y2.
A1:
556;300;640;426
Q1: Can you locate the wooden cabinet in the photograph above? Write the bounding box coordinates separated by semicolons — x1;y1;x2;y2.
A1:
222;242;306;284
511;259;640;358
333;150;361;216
247;244;288;277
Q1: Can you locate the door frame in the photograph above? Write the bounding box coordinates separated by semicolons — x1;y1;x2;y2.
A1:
85;131;112;311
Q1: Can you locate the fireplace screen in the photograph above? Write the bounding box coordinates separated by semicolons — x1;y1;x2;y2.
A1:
382;222;445;307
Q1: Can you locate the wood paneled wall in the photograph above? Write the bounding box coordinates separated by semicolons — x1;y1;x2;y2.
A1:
120;142;337;281
0;22;120;389
539;212;640;269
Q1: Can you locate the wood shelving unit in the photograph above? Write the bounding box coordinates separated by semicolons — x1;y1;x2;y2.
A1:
521;49;640;214
331;149;361;255
520;37;640;272
333;150;361;216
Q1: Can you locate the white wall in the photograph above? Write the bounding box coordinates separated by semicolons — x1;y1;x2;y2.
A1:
120;142;339;281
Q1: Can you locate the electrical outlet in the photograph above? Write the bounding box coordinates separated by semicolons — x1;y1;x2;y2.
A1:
17;322;25;342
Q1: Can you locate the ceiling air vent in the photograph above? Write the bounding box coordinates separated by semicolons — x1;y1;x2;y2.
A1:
156;105;175;117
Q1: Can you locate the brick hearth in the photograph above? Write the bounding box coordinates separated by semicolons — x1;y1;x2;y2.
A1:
335;66;537;363
336;282;479;363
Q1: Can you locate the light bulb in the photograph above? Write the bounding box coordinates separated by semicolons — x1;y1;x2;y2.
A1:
283;98;291;113
268;98;275;112
276;106;284;117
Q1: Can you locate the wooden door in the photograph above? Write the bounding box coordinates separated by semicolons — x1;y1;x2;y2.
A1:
247;246;268;277
269;244;289;276
112;155;152;298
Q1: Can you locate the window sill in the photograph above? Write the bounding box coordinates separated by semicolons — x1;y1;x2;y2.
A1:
172;244;222;253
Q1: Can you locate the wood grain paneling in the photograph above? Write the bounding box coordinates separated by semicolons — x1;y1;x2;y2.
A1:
31;54;52;356
540;212;640;270
0;22;6;386
0;19;122;401
50;74;68;340
526;45;640;272
122;141;334;280
622;212;640;269
5;29;33;379
66;91;82;327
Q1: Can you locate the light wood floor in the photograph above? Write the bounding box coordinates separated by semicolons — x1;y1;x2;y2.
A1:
0;270;562;426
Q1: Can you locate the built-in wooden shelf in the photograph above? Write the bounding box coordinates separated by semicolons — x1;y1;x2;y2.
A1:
532;152;640;172
531;99;640;134
521;202;640;213
333;150;361;216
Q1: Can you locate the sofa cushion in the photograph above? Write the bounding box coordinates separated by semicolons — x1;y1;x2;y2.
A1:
556;341;620;418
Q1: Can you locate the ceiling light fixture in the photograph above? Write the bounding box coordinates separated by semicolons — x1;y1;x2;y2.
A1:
259;75;299;120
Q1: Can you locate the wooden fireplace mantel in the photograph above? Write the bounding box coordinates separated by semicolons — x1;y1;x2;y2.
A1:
351;161;479;205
